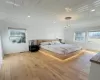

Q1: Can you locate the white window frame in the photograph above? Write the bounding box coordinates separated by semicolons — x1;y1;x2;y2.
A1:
74;31;86;42
8;27;27;44
87;30;100;43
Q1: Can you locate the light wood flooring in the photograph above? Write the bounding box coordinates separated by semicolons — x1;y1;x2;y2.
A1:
0;51;96;80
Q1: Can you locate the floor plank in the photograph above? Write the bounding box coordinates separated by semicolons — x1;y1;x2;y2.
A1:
0;51;96;80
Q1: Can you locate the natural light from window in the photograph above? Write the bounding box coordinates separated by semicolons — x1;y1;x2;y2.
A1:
88;31;100;44
74;32;86;42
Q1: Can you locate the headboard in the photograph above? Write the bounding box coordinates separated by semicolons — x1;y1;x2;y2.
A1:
37;39;58;45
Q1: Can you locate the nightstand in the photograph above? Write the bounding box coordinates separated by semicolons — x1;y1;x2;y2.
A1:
61;42;65;44
29;45;40;52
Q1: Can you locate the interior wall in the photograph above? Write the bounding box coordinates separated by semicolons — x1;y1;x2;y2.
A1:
28;24;64;40
0;20;64;54
0;36;3;67
64;26;100;51
0;20;29;54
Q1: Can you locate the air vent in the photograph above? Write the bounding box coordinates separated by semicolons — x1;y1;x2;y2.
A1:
77;5;89;12
93;0;100;7
6;1;20;7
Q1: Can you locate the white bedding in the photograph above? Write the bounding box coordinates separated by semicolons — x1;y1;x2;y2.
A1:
40;44;82;55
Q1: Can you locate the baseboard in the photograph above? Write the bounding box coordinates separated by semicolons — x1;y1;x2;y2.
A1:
86;49;100;52
4;51;29;55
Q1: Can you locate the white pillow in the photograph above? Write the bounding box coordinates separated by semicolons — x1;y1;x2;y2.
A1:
40;42;50;45
51;41;61;45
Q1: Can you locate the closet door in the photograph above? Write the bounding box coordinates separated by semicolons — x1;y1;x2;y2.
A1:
0;36;3;66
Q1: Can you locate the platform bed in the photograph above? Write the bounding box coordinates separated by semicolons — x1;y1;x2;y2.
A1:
37;39;83;60
40;48;83;60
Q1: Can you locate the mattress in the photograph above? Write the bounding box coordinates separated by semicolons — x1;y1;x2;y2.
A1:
40;44;82;55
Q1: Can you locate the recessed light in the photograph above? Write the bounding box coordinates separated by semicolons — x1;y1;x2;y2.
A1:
28;16;31;18
91;9;95;12
14;4;20;7
53;21;56;23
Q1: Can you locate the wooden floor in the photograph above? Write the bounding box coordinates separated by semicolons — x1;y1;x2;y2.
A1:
0;51;96;80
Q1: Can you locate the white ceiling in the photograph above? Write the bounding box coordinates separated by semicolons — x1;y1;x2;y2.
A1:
0;0;100;28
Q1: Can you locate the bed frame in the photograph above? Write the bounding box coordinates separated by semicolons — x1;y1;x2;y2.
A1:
40;48;83;60
37;39;83;60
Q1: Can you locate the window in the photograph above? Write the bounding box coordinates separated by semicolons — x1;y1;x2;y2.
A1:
8;28;26;43
88;31;100;43
74;32;85;42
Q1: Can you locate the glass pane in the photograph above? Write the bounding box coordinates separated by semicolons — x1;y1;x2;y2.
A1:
9;28;26;43
88;32;100;39
88;31;100;43
75;32;85;42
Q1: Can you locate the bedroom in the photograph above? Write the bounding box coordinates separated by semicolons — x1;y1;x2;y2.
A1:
0;0;100;80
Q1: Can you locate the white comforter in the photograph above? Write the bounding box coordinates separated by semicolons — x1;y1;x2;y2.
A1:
41;44;82;55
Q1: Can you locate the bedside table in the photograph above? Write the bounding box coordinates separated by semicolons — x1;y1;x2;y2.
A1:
29;45;40;52
61;42;65;44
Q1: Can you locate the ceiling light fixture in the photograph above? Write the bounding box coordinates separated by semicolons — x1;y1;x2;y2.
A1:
91;9;95;12
65;17;72;27
28;16;31;18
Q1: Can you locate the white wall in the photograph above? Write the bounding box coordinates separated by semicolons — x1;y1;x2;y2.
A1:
0;20;64;54
0;20;29;54
28;24;64;40
0;36;3;67
64;26;100;51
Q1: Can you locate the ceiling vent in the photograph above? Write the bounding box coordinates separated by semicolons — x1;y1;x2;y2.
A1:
77;5;89;13
93;0;100;7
